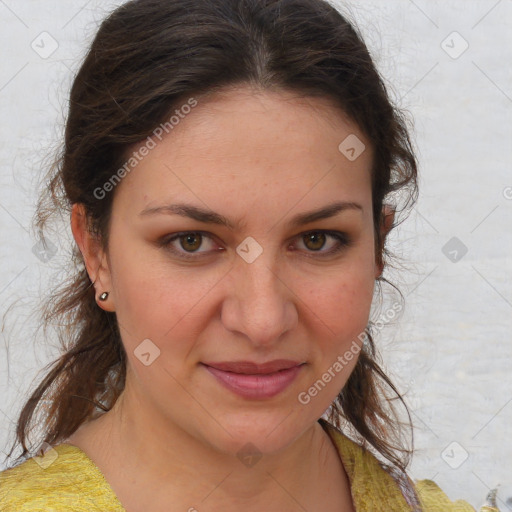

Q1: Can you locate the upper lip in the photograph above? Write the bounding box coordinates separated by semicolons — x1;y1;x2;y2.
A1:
202;360;304;374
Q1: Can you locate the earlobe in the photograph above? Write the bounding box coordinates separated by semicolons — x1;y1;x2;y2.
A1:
70;203;115;311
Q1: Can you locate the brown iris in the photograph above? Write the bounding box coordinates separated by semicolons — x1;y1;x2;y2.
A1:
303;232;326;251
179;233;202;252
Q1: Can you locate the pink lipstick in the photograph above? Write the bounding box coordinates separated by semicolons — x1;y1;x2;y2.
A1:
201;360;305;399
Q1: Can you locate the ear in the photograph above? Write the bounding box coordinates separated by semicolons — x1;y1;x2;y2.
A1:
70;203;115;312
375;204;395;279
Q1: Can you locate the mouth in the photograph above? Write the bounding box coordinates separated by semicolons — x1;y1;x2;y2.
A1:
200;360;306;399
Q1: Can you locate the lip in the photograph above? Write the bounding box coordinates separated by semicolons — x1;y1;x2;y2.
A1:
202;359;303;374
201;360;305;399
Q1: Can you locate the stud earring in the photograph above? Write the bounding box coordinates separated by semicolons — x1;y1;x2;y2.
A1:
99;292;109;301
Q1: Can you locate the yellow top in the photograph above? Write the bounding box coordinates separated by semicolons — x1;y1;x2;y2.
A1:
0;419;488;511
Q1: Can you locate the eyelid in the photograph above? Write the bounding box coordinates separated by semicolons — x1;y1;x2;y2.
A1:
158;231;221;260
158;229;351;260
293;230;350;257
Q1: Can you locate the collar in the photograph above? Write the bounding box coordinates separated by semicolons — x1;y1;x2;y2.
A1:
319;418;416;511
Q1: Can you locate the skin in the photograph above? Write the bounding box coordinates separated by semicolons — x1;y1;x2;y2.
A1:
68;85;393;512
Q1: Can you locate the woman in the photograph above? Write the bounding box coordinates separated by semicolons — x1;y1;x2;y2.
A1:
0;0;492;510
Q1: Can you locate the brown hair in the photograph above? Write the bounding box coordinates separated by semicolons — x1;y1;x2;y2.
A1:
5;0;418;486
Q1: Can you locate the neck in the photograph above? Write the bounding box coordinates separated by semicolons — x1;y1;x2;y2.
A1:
81;377;348;511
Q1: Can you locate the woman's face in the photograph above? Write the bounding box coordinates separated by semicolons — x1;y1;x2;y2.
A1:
91;86;379;455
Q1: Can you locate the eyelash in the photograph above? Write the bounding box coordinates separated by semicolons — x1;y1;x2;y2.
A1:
157;230;351;261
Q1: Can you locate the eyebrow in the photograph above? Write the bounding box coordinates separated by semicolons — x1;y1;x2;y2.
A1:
138;200;363;229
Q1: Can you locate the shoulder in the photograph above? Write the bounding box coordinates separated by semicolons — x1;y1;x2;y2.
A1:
319;419;479;511
0;444;124;511
414;479;482;512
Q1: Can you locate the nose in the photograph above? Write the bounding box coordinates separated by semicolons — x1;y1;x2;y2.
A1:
220;251;298;347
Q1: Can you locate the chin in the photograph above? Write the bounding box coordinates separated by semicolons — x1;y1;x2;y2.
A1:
199;410;313;458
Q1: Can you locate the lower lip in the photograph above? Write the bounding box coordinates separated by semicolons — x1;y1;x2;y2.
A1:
202;364;304;399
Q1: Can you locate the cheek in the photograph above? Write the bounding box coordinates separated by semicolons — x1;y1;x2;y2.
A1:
114;270;216;339
298;269;374;405
107;225;213;331
300;254;374;380
109;255;226;379
304;260;375;338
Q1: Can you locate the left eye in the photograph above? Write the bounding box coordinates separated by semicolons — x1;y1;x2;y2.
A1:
297;231;345;253
159;230;350;260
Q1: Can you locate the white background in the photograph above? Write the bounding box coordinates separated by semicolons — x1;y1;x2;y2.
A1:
0;0;511;510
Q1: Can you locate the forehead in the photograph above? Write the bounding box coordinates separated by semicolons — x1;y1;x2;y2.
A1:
169;86;367;157
113;86;373;218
